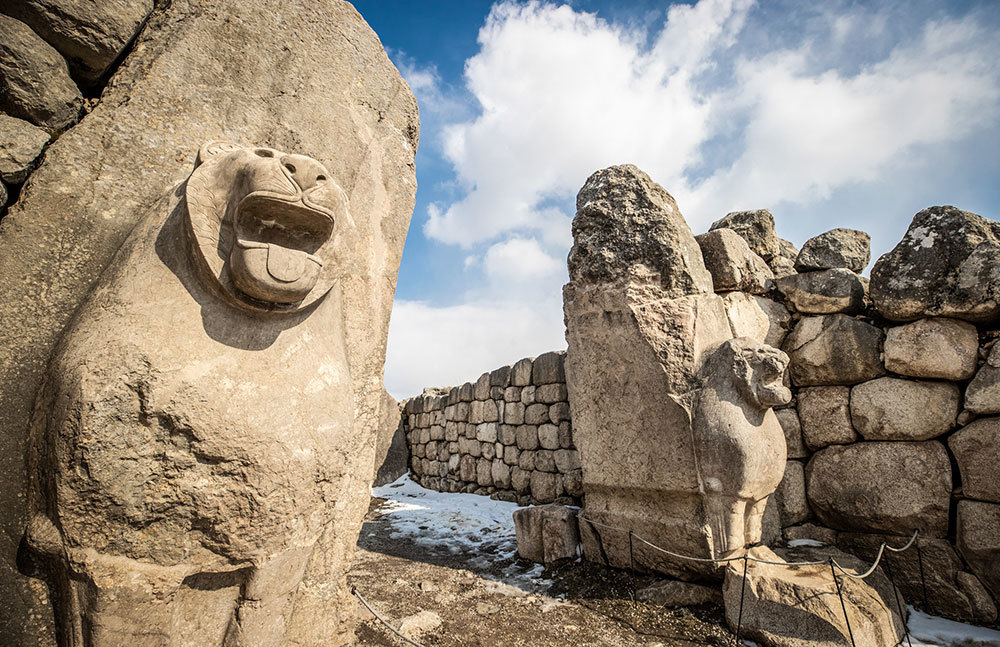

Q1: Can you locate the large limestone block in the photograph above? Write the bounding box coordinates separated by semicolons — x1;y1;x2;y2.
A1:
773;460;810;527
956;500;1000;601
883;317;978;380
797;386;856;450
722;292;791;348
795;228;870;273
949;417;1000;504
710;208;780;263
1;0;153;87
0;2;418;644
0;113;50;184
695;227;773;294
373;389;408;487
806;442;951;537
513;504;580;564
775;407;808;459
783;314;885;386
965;345;1000;414
569;164;713;296
723;545;906;647
870;206;1000;322
850;378;959;441
775;269;866;315
0;14;83;131
839;533;998;623
565;167;791;579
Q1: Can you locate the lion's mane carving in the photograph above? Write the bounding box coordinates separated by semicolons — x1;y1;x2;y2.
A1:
693;338;791;559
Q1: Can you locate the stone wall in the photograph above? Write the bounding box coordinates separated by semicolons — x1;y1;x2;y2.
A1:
402;351;582;506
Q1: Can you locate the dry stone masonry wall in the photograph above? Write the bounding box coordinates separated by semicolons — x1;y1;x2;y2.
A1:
402;351;582;507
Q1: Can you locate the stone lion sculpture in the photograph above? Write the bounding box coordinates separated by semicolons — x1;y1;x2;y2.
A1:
21;142;368;646
693;337;791;559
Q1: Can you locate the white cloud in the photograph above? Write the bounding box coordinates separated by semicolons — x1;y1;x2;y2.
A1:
384;297;566;399
483;237;562;284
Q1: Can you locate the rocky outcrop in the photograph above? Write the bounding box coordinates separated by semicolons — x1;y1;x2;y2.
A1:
806;442;952;537
723;545;906;647
0;14;82;130
0;2;418;643
870;206;1000;322
795;228;870;273
1;0;154;87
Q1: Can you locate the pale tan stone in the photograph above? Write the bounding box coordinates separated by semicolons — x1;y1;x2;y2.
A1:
965;345;1000;414
883;318;978;380
775;268;866;314
0;113;49;184
695;227;773;294
773;460;809;527
723;545;905;647
511;357;534;386
850;377;959;441
774;407;808;459
956;500;1000;601
797;386;856;450
722;292;791;348
783;314;885;386
514;504;580;564
950;417;1000;503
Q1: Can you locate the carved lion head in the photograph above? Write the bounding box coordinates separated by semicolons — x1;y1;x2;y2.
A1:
705;338;792;409
184;141;352;311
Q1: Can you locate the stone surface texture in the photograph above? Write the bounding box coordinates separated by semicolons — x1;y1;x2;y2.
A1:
723;545;905;647
795;228;871;273
0;2;418;643
797;386;856;450
0;14;83;130
0;113;49;183
637;579;722;607
883;317;979;380
949;417;1000;504
695;227;773;294
850;378;958;441
513;504;580;564
870;206;1000;322
806;442;951;537
1;0;154;86
722;292;790;348
956;500;1000;601
775;268;866;314
373;389;408;487
782;314;885;386
709;209;780;263
965;344;1000;414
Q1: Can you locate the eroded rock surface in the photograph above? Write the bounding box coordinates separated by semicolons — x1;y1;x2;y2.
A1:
870;206;1000;321
695;227;773;294
775;268;866;314
795;228;870;273
883;317;979;380
0;113;49;184
850;378;958;441
949;417;1000;504
783;315;885;386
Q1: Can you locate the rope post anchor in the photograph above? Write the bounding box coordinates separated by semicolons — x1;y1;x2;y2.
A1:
735;554;748;647
830;558;857;647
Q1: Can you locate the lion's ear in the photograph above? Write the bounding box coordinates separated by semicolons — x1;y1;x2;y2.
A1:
196;141;242;166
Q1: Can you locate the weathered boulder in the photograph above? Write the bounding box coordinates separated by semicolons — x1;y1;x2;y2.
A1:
532;350;565;385
723;545;906;647
695;227;773;294
0;113;49;184
0;2;418;644
850;378;958;441
838;533;997;623
771;238;800;278
710;208;780;263
773;460;810;527
956;500;1000;601
965;345;1000;414
797;386;856;450
783;314;885;386
883;317;978;380
949;417;1000;504
637;579;722;607
870;206;1000;322
775;407;808;459
806;442;951;537
569;165;713;295
775;269;866;314
0;14;83;131
722;292;790;348
373;390;407;487
795;228;870;273
513;504;580;564
1;0;154;87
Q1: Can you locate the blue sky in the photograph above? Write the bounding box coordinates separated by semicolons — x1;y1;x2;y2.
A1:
351;0;1000;398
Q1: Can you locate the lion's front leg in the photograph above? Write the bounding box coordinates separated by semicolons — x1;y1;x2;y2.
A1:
223;546;313;647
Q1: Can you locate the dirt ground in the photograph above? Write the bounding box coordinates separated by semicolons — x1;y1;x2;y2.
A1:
348;496;738;647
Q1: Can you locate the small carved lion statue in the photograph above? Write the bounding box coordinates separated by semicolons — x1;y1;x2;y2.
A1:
693;337;791;559
22;142;365;647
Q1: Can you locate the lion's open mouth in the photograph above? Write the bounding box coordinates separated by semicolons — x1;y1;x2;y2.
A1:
229;193;335;304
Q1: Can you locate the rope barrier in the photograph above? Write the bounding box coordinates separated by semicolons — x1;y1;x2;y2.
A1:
352;585;430;647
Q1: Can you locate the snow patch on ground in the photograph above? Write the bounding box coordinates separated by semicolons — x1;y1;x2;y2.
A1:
786;538;825;547
371;475;550;591
908;606;1000;646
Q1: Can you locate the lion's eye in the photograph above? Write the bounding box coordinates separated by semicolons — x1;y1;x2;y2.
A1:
255;149;274;158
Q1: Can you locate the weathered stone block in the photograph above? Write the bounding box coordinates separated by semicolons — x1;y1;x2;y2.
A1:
518;450;535;471
491;460;511;489
0;113;49;184
797;386;856;450
530;471;560;503
553;449;581;473
965;345;1000;414
538;423;560;450
511;357;533;386
514;504;580;563
503;402;525;425
503;445;520;466
783;314;885;386
520;385;536;405
774;460;809;527
774;407;808;459
534;450;556;473
710;209;780;263
476;458;493;486
950;417;1000;504
883;317;978;380
535;383;568;404
956;500;1000;601
511;467;531;494
722;292;791;348
549;401;570;424
524;402;549;425
515;425;539;451
806;441;951;536
795;228;870;273
695;228;773;294
532;350;566;385
775;268;866;314
475;372;491;400
851;377;958;441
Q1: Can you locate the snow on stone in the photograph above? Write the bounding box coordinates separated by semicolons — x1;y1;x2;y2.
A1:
907;606;1000;646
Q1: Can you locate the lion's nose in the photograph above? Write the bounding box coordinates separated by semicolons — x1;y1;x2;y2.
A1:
280;154;329;192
